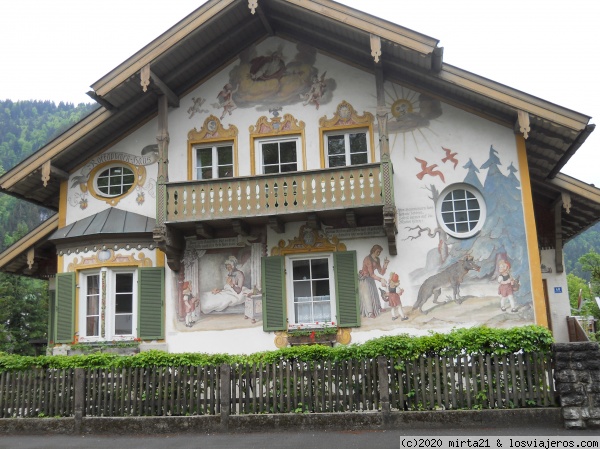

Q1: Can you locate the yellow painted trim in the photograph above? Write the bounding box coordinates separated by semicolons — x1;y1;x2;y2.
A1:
319;124;375;168
86;160;145;206
58;255;64;274
516;134;547;328
59;180;68;228
67;251;153;272
156;248;165;268
249;114;306;175
187;116;239;180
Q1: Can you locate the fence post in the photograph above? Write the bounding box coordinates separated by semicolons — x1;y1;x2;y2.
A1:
377;356;390;422
220;364;231;430
73;368;85;434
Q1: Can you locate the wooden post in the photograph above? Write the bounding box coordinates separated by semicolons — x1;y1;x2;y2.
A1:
220;364;231;430
73;368;85;434
377;356;390;420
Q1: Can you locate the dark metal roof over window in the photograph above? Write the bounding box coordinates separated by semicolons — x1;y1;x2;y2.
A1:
49;208;155;241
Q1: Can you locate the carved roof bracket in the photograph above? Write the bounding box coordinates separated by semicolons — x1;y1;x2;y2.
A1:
516;110;530;139
153;224;184;272
141;64;180;108
370;34;382;64
41;160;69;187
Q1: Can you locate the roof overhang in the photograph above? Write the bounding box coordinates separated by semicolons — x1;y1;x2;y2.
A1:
0;0;596;243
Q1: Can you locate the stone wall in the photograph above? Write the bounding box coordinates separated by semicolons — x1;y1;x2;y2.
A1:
553;342;600;429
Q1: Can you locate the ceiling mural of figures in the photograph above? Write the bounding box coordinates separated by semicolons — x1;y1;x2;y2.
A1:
215;38;336;113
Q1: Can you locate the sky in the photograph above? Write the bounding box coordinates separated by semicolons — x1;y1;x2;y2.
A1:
0;0;598;185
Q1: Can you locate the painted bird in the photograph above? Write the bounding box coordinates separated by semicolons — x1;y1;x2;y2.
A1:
415;157;445;183
441;146;459;169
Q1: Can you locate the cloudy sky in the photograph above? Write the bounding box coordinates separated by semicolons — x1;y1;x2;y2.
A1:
0;0;597;184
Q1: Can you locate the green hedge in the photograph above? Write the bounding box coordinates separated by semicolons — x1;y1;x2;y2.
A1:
0;325;553;372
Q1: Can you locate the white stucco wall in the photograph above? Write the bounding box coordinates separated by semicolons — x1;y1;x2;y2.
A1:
540;248;571;342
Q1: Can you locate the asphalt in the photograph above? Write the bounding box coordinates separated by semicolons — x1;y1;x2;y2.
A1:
2;427;600;449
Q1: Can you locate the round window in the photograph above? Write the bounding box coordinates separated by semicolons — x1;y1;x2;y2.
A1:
435;184;486;239
95;166;135;197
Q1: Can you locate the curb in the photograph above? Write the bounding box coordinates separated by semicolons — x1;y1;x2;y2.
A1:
0;408;562;435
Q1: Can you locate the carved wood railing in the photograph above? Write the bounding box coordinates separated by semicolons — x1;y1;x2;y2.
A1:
164;163;385;223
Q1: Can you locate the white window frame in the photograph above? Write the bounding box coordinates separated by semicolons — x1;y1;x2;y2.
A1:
94;164;136;198
255;136;301;175
435;183;486;239
324;128;370;168
78;268;138;342
82;271;101;339
193;142;234;180
285;253;336;329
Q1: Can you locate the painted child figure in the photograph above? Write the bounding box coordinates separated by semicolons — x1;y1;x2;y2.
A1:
383;272;408;321
497;259;517;312
182;281;197;327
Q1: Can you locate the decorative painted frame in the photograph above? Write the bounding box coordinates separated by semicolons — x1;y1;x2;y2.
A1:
249;113;307;175
270;225;346;256
86;161;146;206
187;115;239;180
319;100;376;168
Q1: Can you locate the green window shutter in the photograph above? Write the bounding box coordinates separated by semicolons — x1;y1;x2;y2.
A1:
138;267;165;340
262;256;286;331
55;272;75;343
334;251;360;328
47;290;56;345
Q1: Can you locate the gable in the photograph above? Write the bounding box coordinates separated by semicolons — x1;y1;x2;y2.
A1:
0;0;597;241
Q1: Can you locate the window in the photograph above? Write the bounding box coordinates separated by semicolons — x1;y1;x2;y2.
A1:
436;184;486;238
195;144;233;180
79;268;137;341
85;274;100;337
261;251;359;332
114;272;134;336
325;130;369;167
257;137;299;174
95;165;135;197
287;254;335;326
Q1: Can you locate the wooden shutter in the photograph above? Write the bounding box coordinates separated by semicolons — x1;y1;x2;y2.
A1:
55;272;75;343
334;251;360;327
138;267;164;340
47;290;56;345
262;256;286;331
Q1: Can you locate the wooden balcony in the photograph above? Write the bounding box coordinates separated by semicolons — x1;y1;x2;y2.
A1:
164;163;386;224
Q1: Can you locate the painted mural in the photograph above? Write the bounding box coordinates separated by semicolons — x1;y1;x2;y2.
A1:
188;38;336;121
174;237;264;331
68;144;158;209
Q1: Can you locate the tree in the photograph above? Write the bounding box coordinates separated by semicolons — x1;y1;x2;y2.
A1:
0;273;48;355
573;251;600;320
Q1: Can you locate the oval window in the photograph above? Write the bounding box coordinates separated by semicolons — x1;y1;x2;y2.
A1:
435;184;486;239
96;166;135;197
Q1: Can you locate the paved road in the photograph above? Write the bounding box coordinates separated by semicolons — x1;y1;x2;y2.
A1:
3;427;600;449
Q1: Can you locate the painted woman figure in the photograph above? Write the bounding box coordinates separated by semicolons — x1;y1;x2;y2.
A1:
358;244;389;318
212;255;245;294
497;259;517;312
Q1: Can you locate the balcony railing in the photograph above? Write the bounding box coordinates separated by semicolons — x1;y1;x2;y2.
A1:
164;163;384;223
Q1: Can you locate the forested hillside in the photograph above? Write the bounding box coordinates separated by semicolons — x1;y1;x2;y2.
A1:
0;100;96;250
565;221;600;281
0;100;96;354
